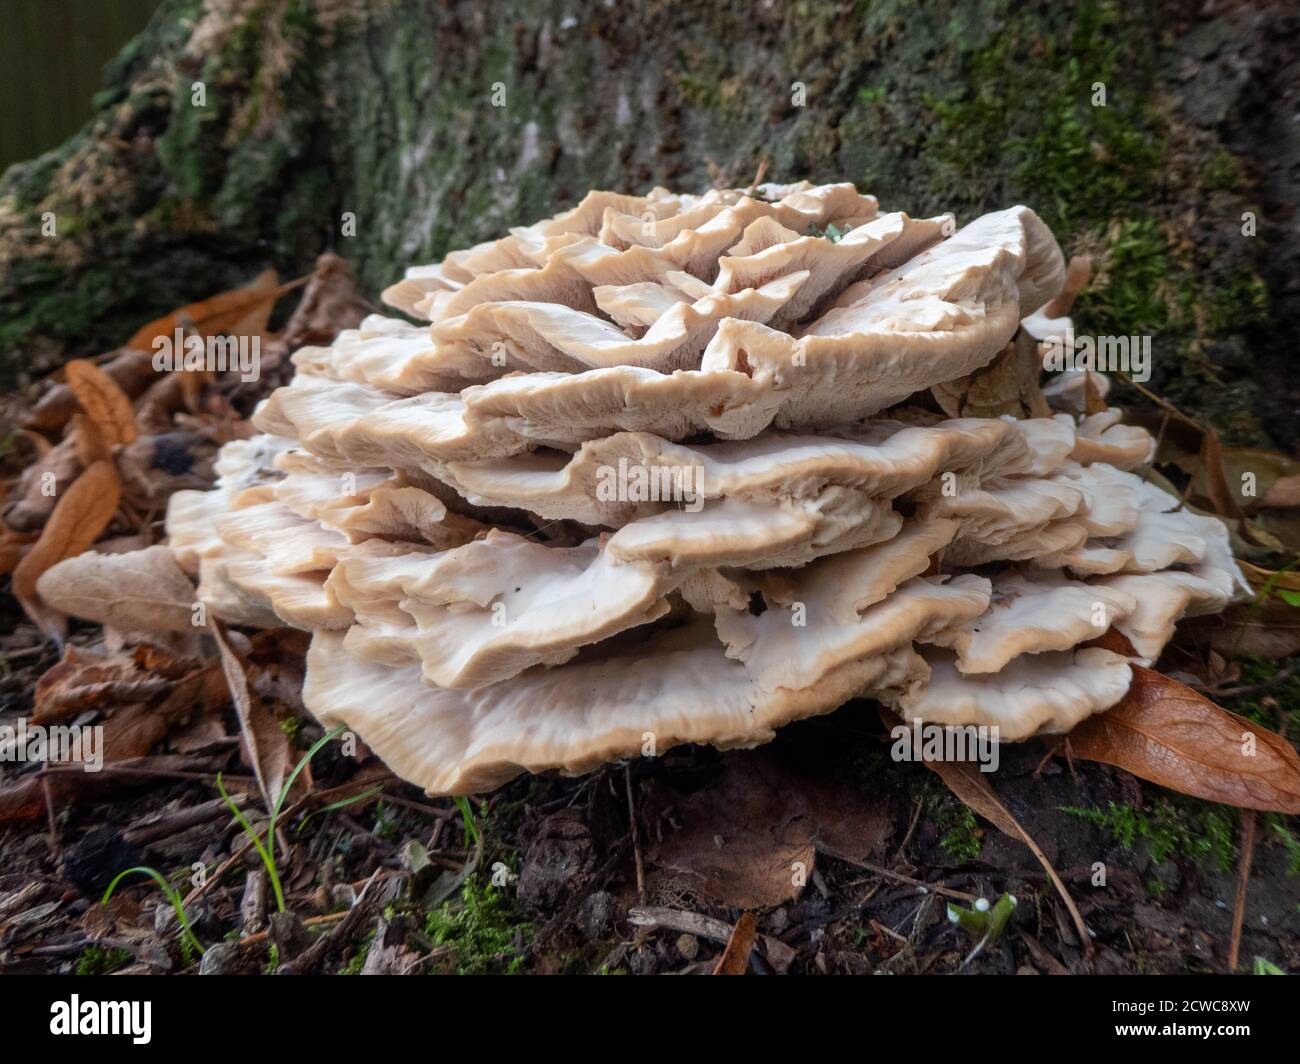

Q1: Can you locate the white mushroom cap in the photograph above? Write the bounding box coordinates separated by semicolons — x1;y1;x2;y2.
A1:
927;571;1138;674
327;531;676;688
605;489;902;570
1068;409;1155;469
895;647;1133;738
304;624;924;795
433;417;1027;525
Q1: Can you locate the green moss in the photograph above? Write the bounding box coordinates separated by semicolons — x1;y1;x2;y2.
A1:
1231;657;1300;734
337;928;376;975
1203;269;1270;334
370;800;399;840
74;946;132;976
1078;217;1172;336
1263;818;1300;877
424;874;532;975
918;0;1162;234
925;789;983;862
1200;147;1245;193
674;70;722;110
1062;798;1237;873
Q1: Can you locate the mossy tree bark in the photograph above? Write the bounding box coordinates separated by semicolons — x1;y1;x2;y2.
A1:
1;0;1295;447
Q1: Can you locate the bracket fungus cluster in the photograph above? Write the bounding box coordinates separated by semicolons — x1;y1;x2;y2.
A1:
164;181;1249;795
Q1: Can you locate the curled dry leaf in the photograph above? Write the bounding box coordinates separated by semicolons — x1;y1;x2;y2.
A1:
0;645;228;825
11;461;122;638
4;435;83;532
24;350;157;435
36;545;197;634
931;330;1050;420
276;253;371;349
1069;665;1300;813
1235;560;1300;595
32;643;204;725
64;359;138;446
1082;369;1107;416
712;912;757;975
211;621;292;809
24;270;306;436
1186;447;1300;513
124;269;297;353
1200;427;1247;526
1084;627;1140;657
71;413;113;466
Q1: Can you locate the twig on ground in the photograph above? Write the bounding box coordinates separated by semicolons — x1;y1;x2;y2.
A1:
1228;809;1256;972
817;845;976;903
628;906;796;971
625;764;646;907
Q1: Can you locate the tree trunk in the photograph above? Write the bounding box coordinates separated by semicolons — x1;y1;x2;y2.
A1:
1;0;1296;447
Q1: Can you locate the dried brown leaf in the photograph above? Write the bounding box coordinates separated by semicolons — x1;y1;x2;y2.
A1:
0;778;45;825
712;912;757;975
212;621;291;808
646;750;888;909
11;461;121;638
32;643;207;724
1083;369;1107;415
24;349;157;435
36;545;197;634
124;269;298;353
1201;428;1247;525
1236;561;1300;594
4;436;83;532
1083;627;1140;657
64;359;138;445
1186;600;1300;660
931;331;1047;420
1187;448;1300;513
0;530;36;577
1261;475;1300;509
1069;666;1300;813
277;254;370;349
70;413;113;465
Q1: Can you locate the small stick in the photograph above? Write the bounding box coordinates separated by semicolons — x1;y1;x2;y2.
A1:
40;772;60;856
625;765;646;906
1117;371;1201;428
892;797;925;863
629;906;796;971
124;793;250;846
1228;809;1256;972
1213;664;1296;699
235;909;348;949
817;843;976;902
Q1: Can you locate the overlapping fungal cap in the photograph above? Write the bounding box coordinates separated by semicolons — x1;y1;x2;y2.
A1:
163;181;1247;793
